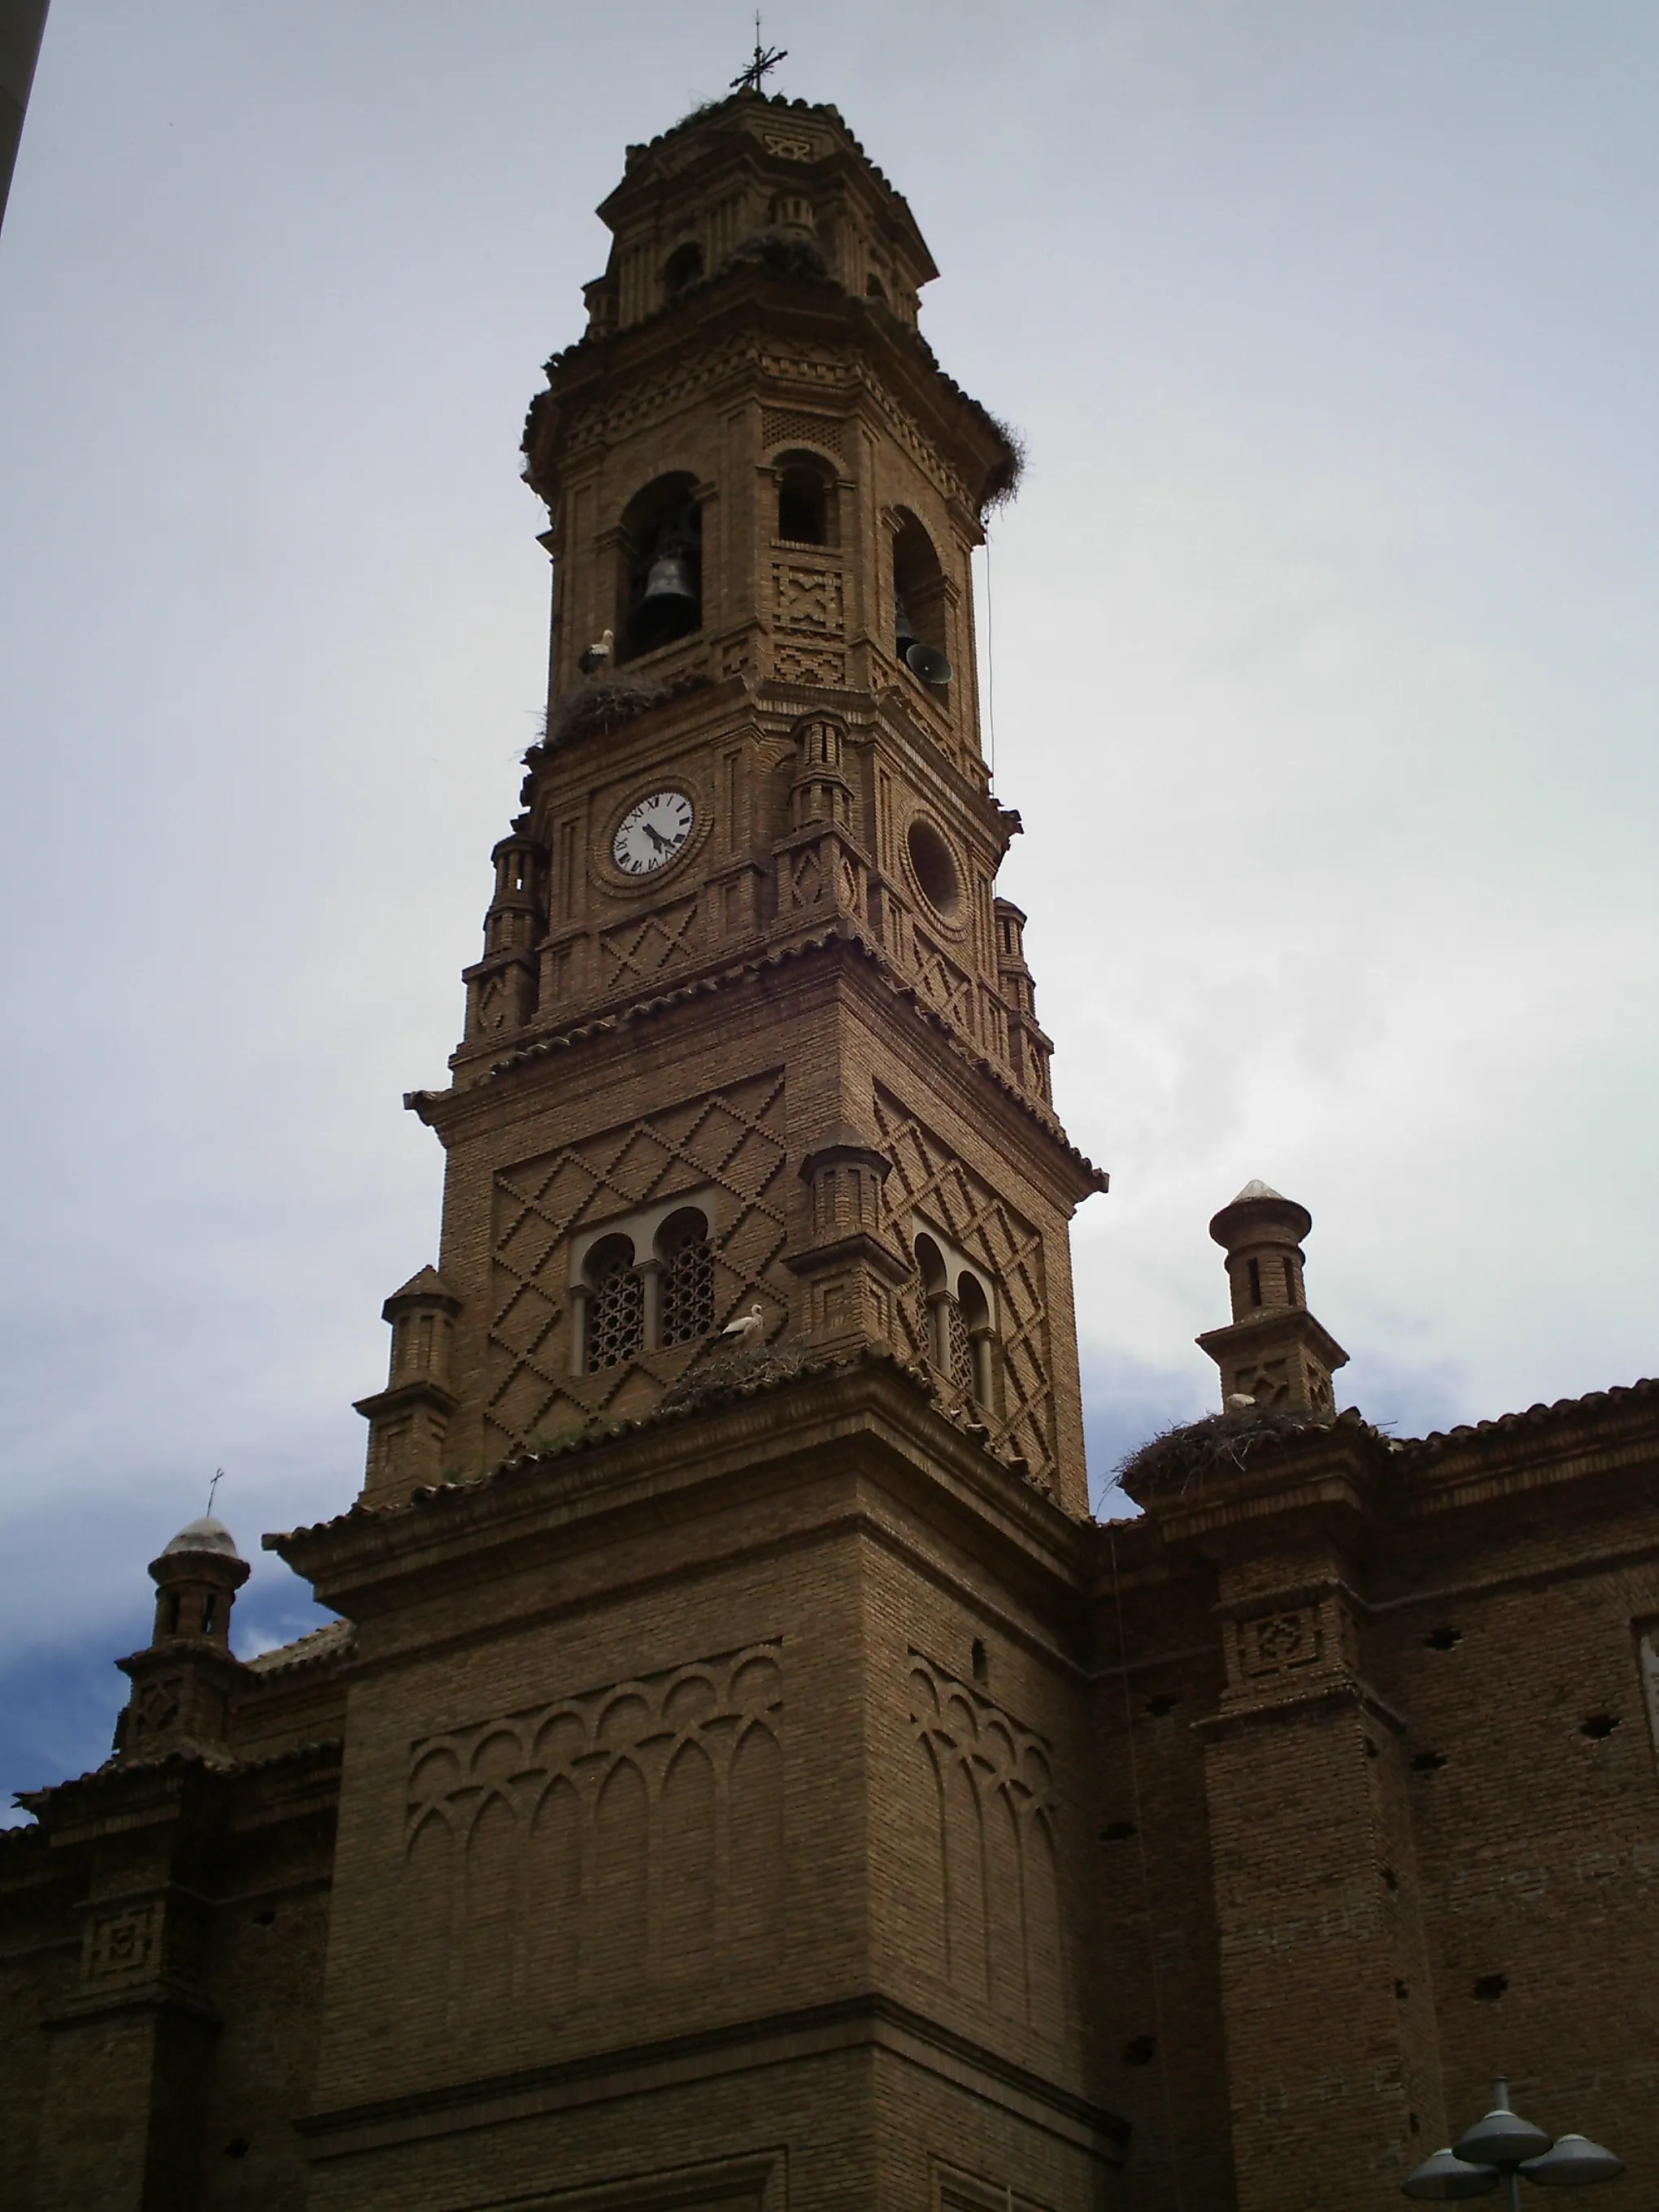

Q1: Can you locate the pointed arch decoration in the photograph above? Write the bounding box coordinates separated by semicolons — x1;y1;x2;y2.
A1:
401;1640;786;2044
907;1649;1068;2040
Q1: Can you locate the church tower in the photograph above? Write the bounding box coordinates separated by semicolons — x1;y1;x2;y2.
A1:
353;89;1103;1512
18;75;1659;2212
272;87;1120;2212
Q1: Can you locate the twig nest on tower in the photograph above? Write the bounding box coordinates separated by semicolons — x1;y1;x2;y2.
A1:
657;1338;812;1417
544;671;679;748
1113;1404;1345;1507
978;413;1026;515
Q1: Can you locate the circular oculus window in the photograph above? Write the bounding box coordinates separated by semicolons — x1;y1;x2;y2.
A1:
905;816;963;921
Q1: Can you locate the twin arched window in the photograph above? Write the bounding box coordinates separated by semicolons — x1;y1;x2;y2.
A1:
579;1207;714;1374
914;1232;998;1411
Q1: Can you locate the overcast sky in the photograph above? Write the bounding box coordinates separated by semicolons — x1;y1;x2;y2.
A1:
2;1;1656;1810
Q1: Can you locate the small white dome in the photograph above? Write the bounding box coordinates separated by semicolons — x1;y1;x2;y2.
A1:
161;1514;242;1559
1231;1178;1287;1204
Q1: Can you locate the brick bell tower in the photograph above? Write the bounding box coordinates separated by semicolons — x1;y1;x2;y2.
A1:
276;89;1118;2212
350;88;1102;1509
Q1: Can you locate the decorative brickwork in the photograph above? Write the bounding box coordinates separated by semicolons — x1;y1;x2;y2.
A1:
401;1644;784;2046
771;560;843;634
599;894;701;991
908;1654;1067;2039
875;1085;1056;1483
773;642;845;686
1234;1607;1322;1678
486;1072;790;1454
760;405;844;455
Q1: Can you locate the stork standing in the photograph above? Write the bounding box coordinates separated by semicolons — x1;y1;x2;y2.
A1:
721;1304;765;1344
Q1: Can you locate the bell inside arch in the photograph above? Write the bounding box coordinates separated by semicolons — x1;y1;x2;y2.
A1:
642;551;697;612
629;510;702;654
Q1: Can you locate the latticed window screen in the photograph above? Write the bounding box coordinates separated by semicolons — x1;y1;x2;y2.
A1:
586;1255;644;1372
946;1297;973;1399
660;1229;715;1348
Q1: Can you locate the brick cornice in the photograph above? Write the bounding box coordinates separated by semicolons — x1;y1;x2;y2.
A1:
266;1351;1092;1639
410;927;1107;1208
527;275;1011;525
1396;1375;1659;1511
296;1989;1126;2165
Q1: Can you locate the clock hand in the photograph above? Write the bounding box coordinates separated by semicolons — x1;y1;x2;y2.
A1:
642;822;673;851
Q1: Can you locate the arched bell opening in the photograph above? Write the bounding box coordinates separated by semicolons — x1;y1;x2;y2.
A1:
662;241;703;300
617;472;703;663
581;1233;643;1373
774;451;836;546
891;508;951;690
654;1206;714;1348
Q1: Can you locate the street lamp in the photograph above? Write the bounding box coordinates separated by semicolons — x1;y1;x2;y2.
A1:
1404;2079;1624;2203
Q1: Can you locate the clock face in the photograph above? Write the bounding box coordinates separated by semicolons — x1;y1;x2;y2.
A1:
612;788;695;877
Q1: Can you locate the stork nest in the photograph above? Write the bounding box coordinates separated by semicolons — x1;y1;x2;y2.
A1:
717;225;832;283
1115;1405;1339;1503
979;413;1027;516
656;1337;813;1417
542;670;683;748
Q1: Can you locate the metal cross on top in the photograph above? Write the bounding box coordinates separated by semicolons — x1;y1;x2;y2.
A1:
730;12;786;94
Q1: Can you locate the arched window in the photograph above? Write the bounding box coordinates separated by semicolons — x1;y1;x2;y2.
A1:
617;472;703;663
914;1231;998;1411
957;1274;996;1411
892;508;950;688
916;1232;950;1378
656;1208;714;1348
584;1234;643;1373
775;451;834;546
944;1292;973;1397
663;242;703;298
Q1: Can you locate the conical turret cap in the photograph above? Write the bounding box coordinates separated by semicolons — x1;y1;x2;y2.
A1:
1208;1179;1313;1250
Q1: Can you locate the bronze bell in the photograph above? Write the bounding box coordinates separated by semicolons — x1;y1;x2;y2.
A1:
642;552;698;609
895;594;918;656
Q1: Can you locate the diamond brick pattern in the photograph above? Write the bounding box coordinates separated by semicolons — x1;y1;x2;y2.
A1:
874;1085;1056;1485
599;895;699;991
486;1073;790;1460
911;928;975;1036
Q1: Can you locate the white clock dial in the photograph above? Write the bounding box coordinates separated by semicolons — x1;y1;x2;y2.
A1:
612;788;695;877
